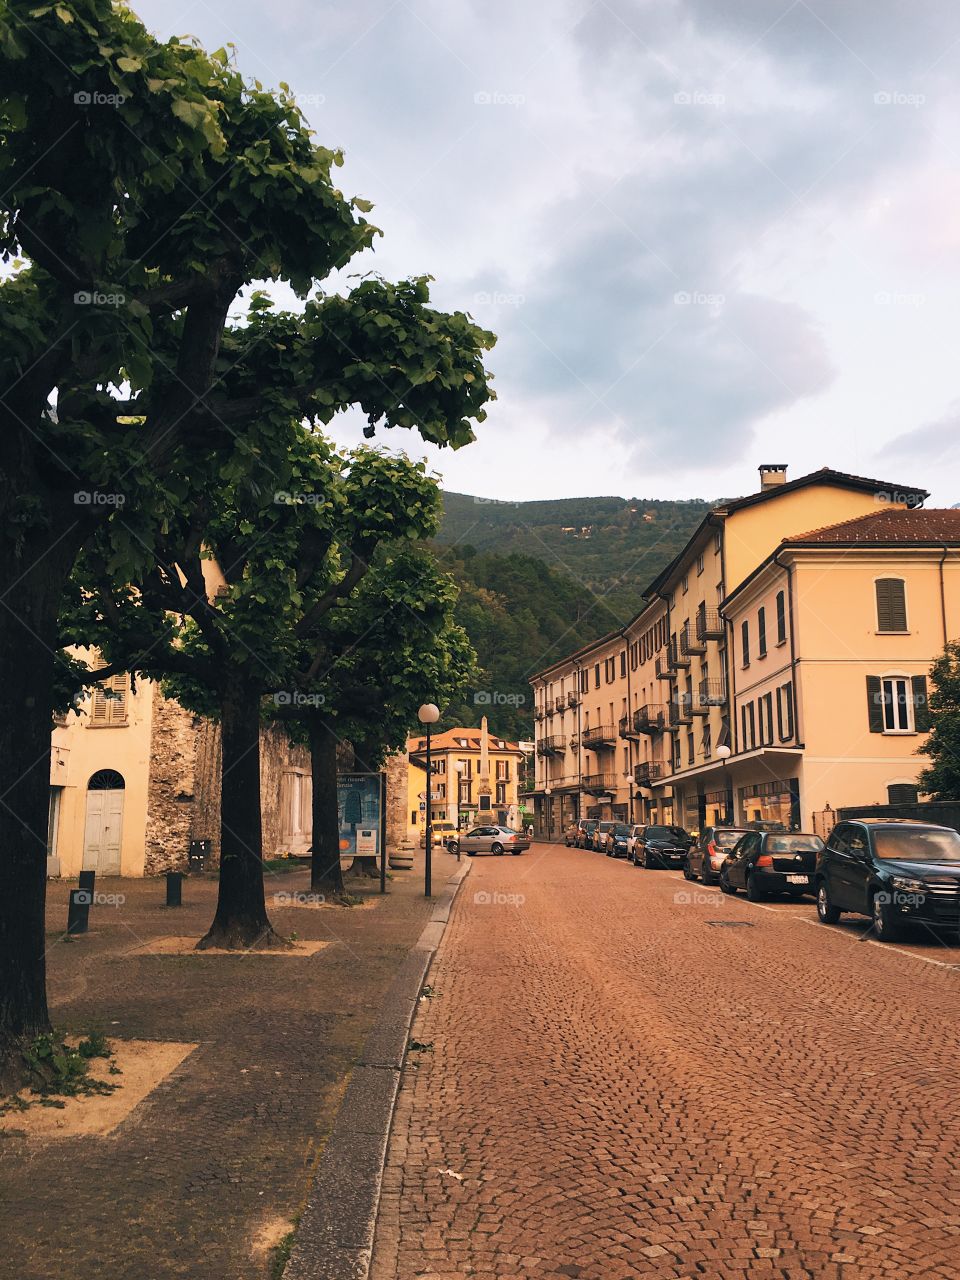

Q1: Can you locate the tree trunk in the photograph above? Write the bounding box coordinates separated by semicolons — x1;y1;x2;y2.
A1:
198;676;287;950
0;527;77;1091
308;715;345;896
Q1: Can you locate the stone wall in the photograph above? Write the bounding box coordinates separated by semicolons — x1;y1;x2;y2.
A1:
143;693;207;875
384;751;411;853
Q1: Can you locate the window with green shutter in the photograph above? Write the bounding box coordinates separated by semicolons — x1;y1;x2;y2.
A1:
875;578;907;632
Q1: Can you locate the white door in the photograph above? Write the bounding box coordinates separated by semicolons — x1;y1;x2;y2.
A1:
83;789;124;874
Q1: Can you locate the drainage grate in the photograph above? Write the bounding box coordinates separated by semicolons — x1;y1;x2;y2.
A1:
705;920;755;928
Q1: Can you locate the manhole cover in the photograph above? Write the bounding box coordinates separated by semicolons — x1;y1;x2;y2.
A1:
705;920;755;928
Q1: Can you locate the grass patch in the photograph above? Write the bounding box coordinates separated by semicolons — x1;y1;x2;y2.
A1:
269;1224;298;1279
1;1030;120;1115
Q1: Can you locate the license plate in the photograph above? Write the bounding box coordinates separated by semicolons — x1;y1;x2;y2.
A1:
786;874;809;884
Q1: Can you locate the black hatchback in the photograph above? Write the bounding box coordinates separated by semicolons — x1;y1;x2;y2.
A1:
816;819;960;942
633;824;692;869
719;830;824;900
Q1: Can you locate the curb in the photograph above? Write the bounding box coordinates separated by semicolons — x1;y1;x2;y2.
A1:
283;859;472;1280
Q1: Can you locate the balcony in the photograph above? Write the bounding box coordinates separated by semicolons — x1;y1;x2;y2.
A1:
634;760;665;786
536;734;567;757
634;704;667;735
680;620;705;657
696;605;724;641
655;655;673;681
554;696;565;713
667;637;690;670
669;699;692;727
567;690;579;708
698;677;728;707
582;724;617;749
618;715;638;740
582;772;617;795
534;708;545;722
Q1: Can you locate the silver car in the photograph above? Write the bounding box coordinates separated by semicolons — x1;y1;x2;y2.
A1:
448;825;530;856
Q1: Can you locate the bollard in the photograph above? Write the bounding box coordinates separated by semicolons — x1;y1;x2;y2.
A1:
78;869;96;894
166;871;183;907
67;889;90;935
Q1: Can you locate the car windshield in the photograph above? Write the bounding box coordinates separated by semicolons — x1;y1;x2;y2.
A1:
612;824;631;836
714;829;748;847
646;826;686;841
767;835;824;853
873;827;960;862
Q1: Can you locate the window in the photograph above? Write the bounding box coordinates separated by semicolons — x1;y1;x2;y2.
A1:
681;573;689;594
876;578;907;632
776;590;786;645
433;758;446;774
580;669;588;693
887;783;919;805
620;650;626;678
760;692;774;745
673;737;682;769
496;782;506;804
715;532;722;554
496;760;509;780
90;674;128;727
687;731;695;765
594;662;601;689
740;702;756;750
701;722;712;756
697;552;704;575
741;620;750;667
776;682;794;741
867;674;930;735
459;782;471;803
757;607;767;658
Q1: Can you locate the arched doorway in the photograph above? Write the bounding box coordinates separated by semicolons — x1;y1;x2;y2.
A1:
83;770;125;875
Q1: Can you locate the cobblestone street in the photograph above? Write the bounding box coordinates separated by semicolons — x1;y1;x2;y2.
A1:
372;844;960;1280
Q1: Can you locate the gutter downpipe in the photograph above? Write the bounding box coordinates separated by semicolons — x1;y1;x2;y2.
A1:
939;545;949;646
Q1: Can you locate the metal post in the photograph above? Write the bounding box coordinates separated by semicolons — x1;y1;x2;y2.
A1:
379;769;387;895
78;869;95;894
166;871;183;907
424;722;433;898
67;889;90;934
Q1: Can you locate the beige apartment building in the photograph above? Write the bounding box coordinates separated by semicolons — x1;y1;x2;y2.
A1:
406;720;525;839
531;465;956;838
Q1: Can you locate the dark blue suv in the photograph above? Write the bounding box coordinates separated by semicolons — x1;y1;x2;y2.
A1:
816;819;960;942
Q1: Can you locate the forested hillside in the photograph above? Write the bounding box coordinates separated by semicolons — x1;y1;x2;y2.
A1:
433;492;712;741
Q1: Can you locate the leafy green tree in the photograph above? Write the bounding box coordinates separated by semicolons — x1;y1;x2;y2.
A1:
918;641;960;800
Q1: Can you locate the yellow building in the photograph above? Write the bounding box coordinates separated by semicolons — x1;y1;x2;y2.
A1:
531;465;946;837
406;720;525;838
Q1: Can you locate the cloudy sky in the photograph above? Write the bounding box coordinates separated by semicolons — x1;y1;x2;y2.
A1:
137;0;960;505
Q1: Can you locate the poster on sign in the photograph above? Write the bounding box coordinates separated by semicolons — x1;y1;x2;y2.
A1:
337;772;383;859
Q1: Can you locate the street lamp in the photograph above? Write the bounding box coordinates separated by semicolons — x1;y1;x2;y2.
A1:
715;744;732;825
623;771;634;824
544;784;553;842
453;760;465;861
418;703;440;897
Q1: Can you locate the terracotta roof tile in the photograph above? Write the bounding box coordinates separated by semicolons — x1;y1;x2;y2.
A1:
785;507;960;545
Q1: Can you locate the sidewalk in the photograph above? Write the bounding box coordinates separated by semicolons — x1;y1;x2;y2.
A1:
0;849;463;1280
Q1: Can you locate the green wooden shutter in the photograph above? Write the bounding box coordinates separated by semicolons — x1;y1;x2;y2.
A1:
912;675;931;732
876;579;907;632
866;676;884;732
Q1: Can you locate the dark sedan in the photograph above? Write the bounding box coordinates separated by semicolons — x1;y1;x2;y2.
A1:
815;819;960;942
685;825;750;885
720;831;824;900
606;823;633;859
632;824;693;869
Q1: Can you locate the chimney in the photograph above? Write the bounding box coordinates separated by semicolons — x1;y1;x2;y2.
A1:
758;464;788;491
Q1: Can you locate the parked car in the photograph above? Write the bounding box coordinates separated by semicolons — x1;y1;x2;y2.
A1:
686;825;750;884
593;821;617;852
448;825;530;856
632;824;693;869
720;830;824;900
419;821;458;849
815;819;960;942
567;818;595;847
605;823;633;859
625;824;645;860
574;819;598;849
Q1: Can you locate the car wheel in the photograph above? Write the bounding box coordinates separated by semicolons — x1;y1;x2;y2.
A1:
492;842;504;855
720;868;735;895
448;841;459;855
682;859;696;882
643;849;654;869
746;873;765;902
512;849;522;856
872;891;902;943
816;880;841;924
701;863;714;886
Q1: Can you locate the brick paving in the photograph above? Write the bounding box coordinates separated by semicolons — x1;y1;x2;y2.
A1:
0;852;460;1280
371;844;960;1280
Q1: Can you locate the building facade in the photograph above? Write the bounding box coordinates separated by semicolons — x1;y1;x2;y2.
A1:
531;466;950;839
406;720;525;838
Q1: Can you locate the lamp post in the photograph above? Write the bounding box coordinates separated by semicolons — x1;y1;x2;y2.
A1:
544;784;553;841
715;744;732;824
453;760;465;861
418;703;440;897
623;771;634;825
